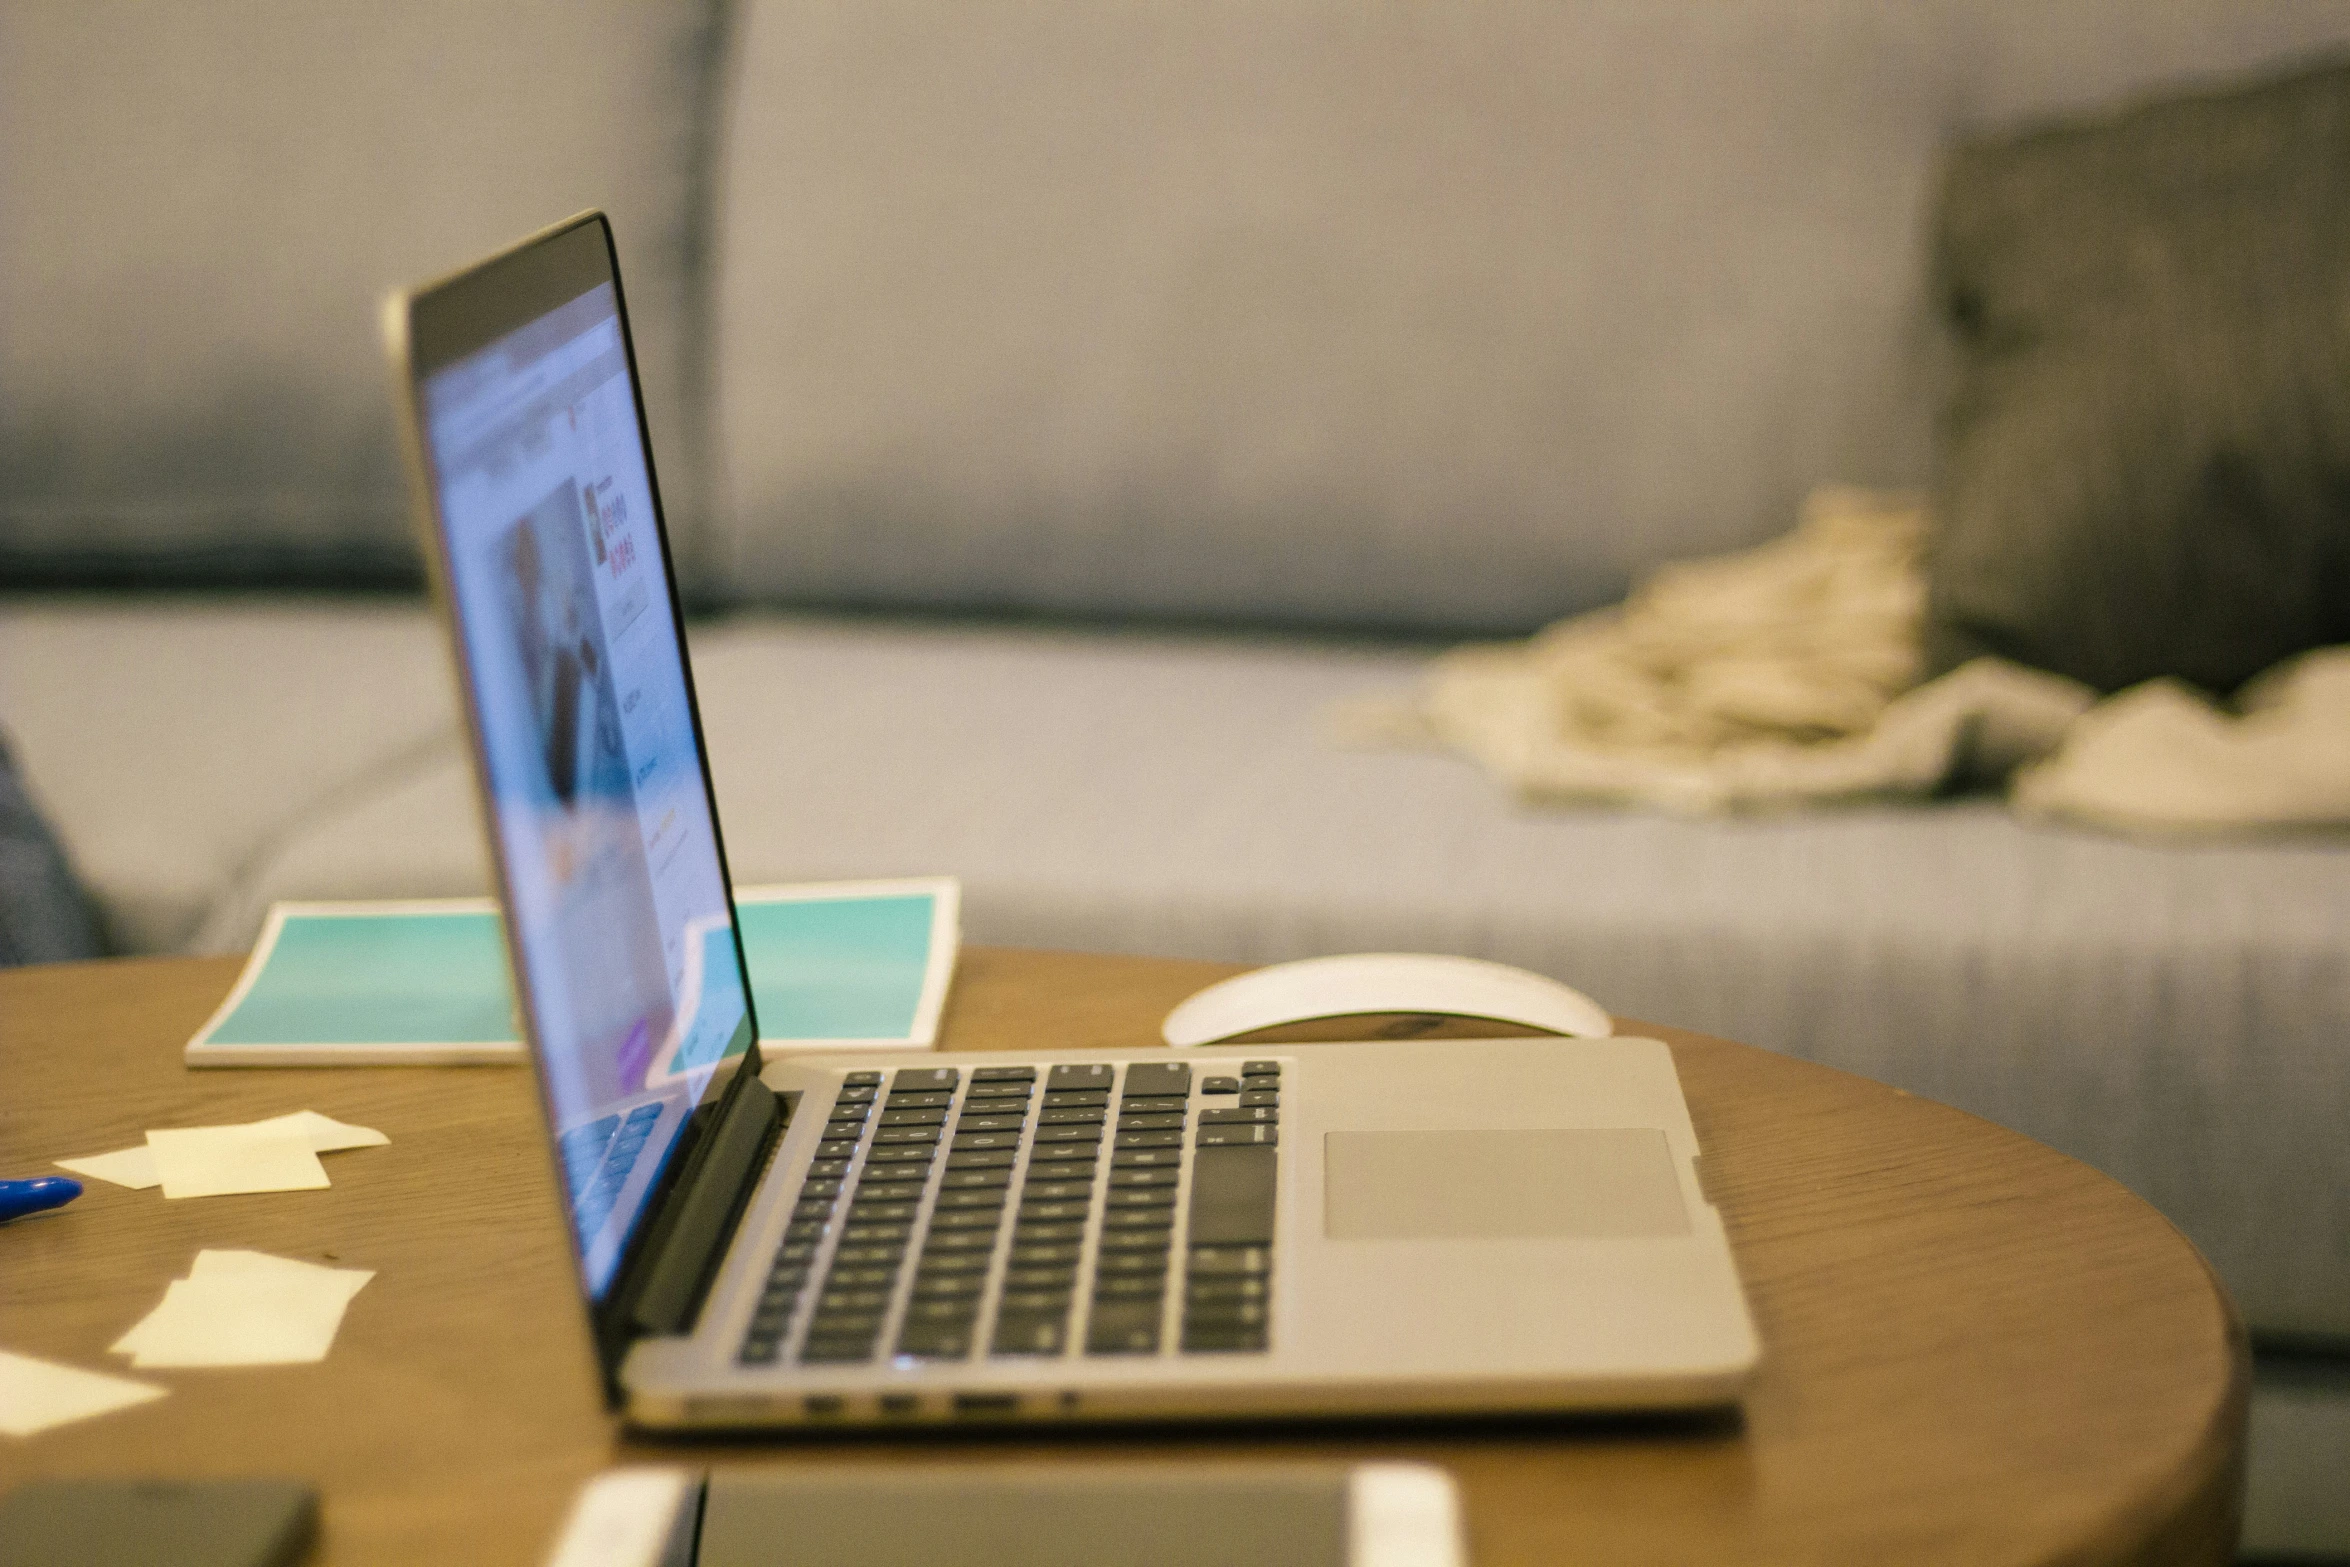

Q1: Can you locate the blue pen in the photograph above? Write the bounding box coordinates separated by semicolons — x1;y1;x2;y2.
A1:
0;1176;81;1222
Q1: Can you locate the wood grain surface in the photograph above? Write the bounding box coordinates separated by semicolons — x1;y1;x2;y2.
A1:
0;949;2244;1565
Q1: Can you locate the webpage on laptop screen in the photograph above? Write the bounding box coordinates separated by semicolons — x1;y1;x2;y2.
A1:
422;284;749;1297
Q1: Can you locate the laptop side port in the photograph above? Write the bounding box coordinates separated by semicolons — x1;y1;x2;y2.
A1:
952;1392;1019;1417
802;1394;845;1418
877;1393;921;1418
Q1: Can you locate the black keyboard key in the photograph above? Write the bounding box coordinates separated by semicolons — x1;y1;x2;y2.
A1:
865;1146;936;1166
1041;1089;1110;1109
1034;1125;1103;1145
1047;1064;1116;1090
740;1339;781;1364
1029;1142;1101;1164
1198;1106;1277;1125
1108;1167;1179;1189
847;1202;916;1224
800;1337;878;1363
915;1252;991;1276
879;1106;947;1126
834;1081;878;1101
1010;1268;1081;1296
1013;1222;1087;1246
910;1272;985;1300
1086;1302;1163;1354
817;1288;892;1312
1017;1198;1091;1223
1185;1300;1269;1330
1009;1241;1084;1266
897;1327;975;1360
893;1067;961;1093
830;1244;908;1266
842;1223;913;1245
1103;1209;1176;1232
1117;1112;1185;1132
939;1166;1014;1188
1111;1147;1181;1169
1115;1130;1183;1149
1093;1275;1168;1300
1186;1275;1269;1303
955;1113;1026;1134
991;1314;1068;1356
935;1187;1008;1210
808;1308;886;1333
946;1149;1018;1170
792;1198;838;1221
1193;1141;1287;1249
777;1240;819;1265
1200;1076;1241;1095
806;1158;852;1179
951;1131;1022;1152
902;1298;979;1325
1181;1326;1269;1353
1241;1061;1280;1077
1018;1179;1094;1202
1187;1244;1272;1276
873;1128;942;1147
1122;1061;1192;1097
922;1229;997;1254
964;1081;1033;1101
930;1207;1005;1232
971;1065;1037;1082
1119;1093;1187;1113
800;1177;845;1198
825;1266;898;1289
1105;1187;1176;1209
1184;1146;1278;1240
816;1139;860;1160
1196;1125;1278;1148
1240;1089;1280;1108
1037;1107;1106;1125
855;1177;925;1199
1095;1251;1171;1276
1098;1229;1174;1254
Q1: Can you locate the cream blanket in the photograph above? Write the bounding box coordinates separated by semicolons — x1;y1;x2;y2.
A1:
1342;487;2350;835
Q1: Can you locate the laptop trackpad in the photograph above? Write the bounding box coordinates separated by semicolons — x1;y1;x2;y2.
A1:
1323;1129;1690;1239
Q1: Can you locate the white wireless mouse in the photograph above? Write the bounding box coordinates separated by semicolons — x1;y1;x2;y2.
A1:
1161;953;1614;1048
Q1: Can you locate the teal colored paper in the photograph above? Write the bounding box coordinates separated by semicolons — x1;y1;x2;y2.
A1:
202;892;940;1050
735;894;936;1039
206;909;514;1045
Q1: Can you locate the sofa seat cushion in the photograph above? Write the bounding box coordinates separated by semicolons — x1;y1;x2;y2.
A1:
175;609;2350;1339
0;598;461;952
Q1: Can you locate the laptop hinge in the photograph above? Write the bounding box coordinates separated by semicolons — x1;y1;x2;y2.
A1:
628;1071;783;1337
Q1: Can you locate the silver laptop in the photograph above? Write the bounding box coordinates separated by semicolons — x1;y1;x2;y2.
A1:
383;212;1757;1431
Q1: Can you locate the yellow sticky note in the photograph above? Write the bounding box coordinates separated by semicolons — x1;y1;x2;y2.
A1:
245;1110;389;1153
0;1348;166;1437
55;1145;160;1190
145;1127;328;1199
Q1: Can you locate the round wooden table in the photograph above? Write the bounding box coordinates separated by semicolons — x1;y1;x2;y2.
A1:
0;949;2244;1565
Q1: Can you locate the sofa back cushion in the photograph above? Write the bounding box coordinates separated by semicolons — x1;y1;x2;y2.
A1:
712;0;2350;634
0;1;724;589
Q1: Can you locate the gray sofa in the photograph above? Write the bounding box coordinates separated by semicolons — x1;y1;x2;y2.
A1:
5;3;2348;1532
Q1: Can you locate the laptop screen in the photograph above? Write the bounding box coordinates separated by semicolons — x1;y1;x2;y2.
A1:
406;227;755;1300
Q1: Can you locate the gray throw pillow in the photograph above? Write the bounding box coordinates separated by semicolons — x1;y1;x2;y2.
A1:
1925;55;2350;696
0;731;102;965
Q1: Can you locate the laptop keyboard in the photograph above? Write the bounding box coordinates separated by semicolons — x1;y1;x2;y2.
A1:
556;1102;664;1241
737;1060;1280;1366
